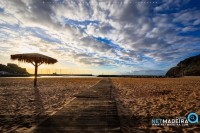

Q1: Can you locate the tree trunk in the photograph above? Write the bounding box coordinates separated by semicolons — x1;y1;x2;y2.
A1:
34;62;38;87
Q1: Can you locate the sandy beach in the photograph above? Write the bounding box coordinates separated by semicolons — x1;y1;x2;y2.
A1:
0;77;200;132
0;78;101;132
112;77;200;132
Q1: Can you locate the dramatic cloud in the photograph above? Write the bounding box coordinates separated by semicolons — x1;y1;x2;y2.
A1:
0;0;200;75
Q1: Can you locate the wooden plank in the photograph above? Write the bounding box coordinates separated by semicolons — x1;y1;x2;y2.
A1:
32;79;121;133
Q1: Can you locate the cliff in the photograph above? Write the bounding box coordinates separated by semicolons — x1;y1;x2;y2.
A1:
166;54;200;77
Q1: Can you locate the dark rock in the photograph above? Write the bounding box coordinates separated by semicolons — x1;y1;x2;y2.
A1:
166;54;200;77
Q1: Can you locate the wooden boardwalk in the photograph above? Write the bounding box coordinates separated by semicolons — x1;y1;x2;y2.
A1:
32;79;121;133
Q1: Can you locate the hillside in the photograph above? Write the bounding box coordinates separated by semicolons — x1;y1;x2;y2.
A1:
0;63;29;75
166;54;200;77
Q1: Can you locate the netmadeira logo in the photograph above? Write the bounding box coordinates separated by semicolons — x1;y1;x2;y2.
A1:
152;112;199;126
187;112;198;124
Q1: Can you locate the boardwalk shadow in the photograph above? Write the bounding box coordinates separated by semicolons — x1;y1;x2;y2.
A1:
33;78;121;133
34;101;120;133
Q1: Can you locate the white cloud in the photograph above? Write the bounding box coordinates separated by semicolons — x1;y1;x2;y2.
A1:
0;0;200;74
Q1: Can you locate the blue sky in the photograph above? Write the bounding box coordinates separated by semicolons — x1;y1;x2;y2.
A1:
0;0;200;75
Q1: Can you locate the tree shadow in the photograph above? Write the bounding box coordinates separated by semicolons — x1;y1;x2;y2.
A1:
33;86;45;116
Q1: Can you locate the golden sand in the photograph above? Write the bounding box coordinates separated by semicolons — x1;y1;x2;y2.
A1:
112;77;200;132
0;78;101;132
0;77;200;132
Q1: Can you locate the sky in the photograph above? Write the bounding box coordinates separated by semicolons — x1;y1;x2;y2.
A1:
0;0;200;75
